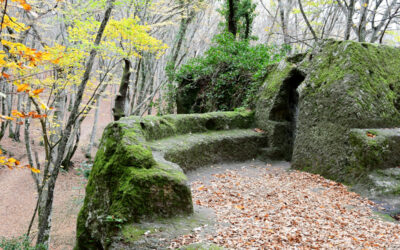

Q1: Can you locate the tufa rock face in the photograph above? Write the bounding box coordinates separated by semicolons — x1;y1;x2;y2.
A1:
256;40;400;183
75;111;260;249
75;120;193;249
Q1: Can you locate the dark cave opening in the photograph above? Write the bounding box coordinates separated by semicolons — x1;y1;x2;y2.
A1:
269;68;306;160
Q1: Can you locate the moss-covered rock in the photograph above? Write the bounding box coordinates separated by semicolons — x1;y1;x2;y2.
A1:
75;121;193;249
292;40;400;183
349;129;400;174
149;129;268;172
121;111;254;141
348;128;400;197
255;40;400;183
75;111;258;249
255;60;305;161
110;206;218;249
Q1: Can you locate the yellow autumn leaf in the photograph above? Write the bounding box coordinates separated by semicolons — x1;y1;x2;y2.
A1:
30;167;41;173
32;88;44;96
40;102;49;110
7;158;17;164
17;83;30;92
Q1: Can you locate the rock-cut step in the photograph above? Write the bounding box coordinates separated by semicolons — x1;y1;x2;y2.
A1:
148;129;269;172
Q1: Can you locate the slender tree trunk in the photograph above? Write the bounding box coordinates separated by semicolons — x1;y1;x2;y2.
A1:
278;0;290;44
227;0;237;37
86;96;101;159
0;82;9;140
134;58;147;115
12;93;23;141
358;0;370;42
147;82;154;115
113;58;131;121
6;83;13;138
68;84;76;111
344;0;355;40
61;121;80;170
35;1;115;247
298;0;318;42
129;57;142;114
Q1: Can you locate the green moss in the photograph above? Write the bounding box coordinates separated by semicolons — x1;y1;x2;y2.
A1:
122;111;255;141
77;111;262;249
372;211;399;223
122;225;152;242
75;121;193;249
149;129;268;172
287;40;400;185
255;61;297;131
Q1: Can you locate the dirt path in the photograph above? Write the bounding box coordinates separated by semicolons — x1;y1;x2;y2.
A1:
0;94;113;249
0;168;86;249
171;160;400;249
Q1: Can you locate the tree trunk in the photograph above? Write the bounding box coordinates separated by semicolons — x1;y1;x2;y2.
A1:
298;0;318;42
358;0;370;42
12;93;23;142
35;0;115;247
129;57;142;114
36;182;54;246
113;58;131;121
134;58;147;115
278;0;290;44
344;0;355;40
0;81;9;140
86;96;101;159
61;122;80;170
227;0;237;37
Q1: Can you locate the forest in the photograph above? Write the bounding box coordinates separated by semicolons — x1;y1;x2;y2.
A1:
1;0;400;249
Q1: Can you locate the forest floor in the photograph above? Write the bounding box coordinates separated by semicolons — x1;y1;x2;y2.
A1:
1;103;400;249
0;97;113;249
172;161;400;249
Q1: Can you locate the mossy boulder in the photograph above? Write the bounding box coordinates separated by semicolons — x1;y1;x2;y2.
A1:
75;111;259;249
75;121;193;249
255;40;400;183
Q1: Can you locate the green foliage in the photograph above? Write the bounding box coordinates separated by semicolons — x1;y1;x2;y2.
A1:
76;161;93;179
0;235;46;250
122;225;149;242
171;32;288;112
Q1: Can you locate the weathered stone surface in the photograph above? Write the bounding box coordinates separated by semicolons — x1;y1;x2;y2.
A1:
130;111;255;141
75;111;261;249
75;121;193;249
349;128;400;172
150;129;268;171
109;206;218;249
255;60;305;161
349;129;400;198
256;40;400;183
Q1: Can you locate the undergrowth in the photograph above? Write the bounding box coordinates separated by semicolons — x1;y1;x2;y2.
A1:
0;235;46;250
168;32;289;113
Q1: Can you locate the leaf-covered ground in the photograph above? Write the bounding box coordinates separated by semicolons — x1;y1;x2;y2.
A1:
170;162;400;249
